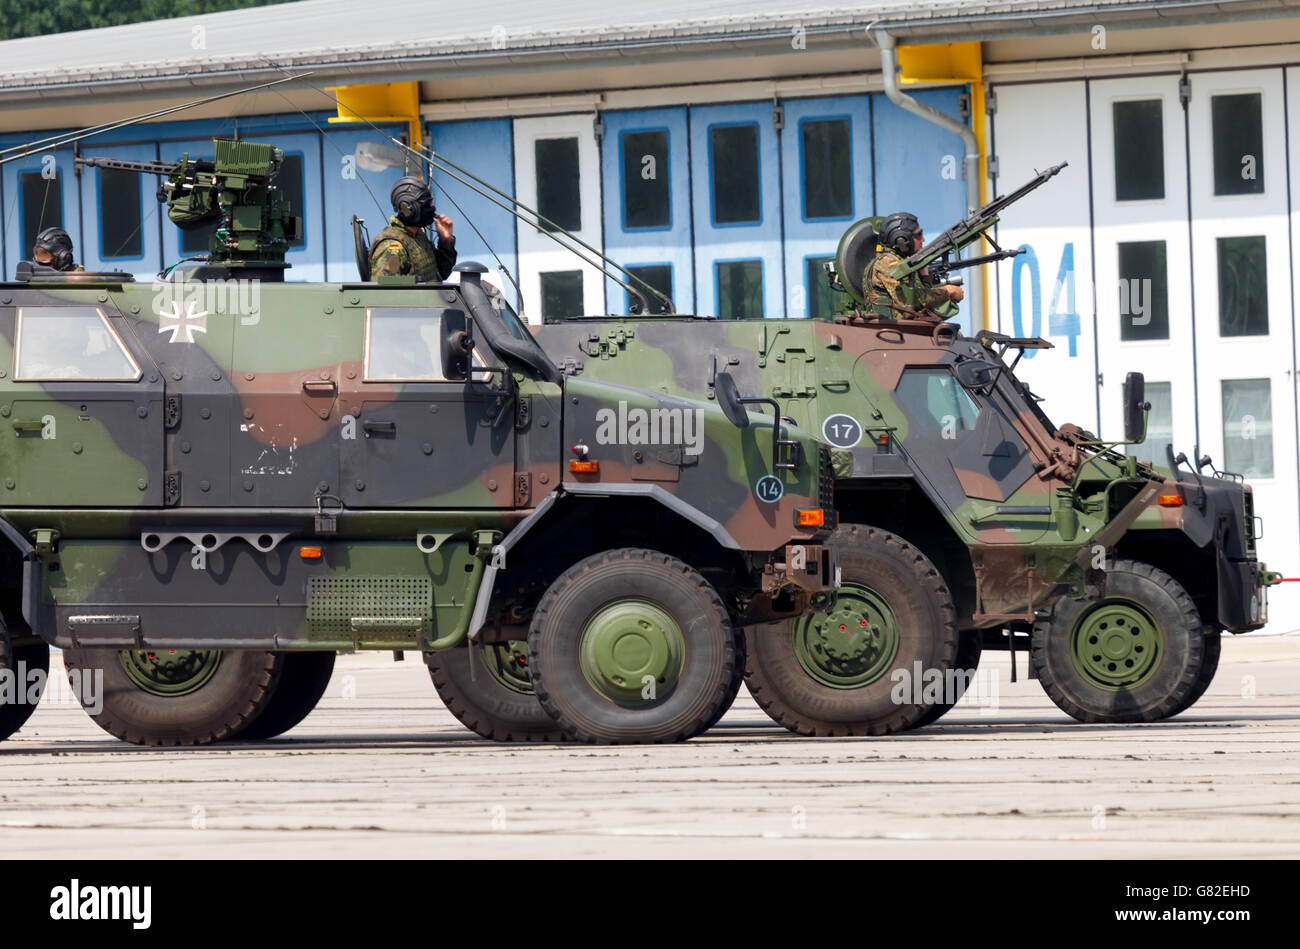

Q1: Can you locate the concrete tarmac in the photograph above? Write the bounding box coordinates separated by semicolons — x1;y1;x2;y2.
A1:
1;634;1297;858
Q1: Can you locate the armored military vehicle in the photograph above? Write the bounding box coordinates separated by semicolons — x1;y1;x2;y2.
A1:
0;139;837;747
535;167;1276;735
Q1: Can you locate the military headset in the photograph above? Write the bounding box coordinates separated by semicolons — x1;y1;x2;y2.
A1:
390;176;437;229
33;226;75;271
879;212;921;255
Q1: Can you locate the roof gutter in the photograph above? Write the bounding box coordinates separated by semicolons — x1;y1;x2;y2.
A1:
873;28;983;334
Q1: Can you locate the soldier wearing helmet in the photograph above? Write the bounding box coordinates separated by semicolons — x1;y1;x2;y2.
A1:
31;227;81;272
368;176;456;281
864;212;962;319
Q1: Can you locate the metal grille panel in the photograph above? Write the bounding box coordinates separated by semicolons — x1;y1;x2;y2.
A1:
307;576;432;643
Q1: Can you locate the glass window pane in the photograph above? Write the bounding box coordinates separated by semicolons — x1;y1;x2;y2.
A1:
801;118;852;219
99;167;143;259
1217;235;1268;337
540;270;584;319
535;138;581;232
21;170;63;258
710;125;760;225
1117;240;1169;341
276;152;305;247
715;260;762;319
1212;93;1264;195
805;255;838;318
621;130;670;230
1113;100;1165;201
896;368;980;432
1126;381;1172;460
626;264;672;314
15;308;139;380
1222;379;1272;478
365;307;446;380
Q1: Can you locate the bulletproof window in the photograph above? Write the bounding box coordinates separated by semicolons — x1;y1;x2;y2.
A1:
276;152;306;247
801;118;852;219
1125;381;1172;461
1217;236;1268;337
626;264;673;314
621;130;670;230
98;167;143;259
1212;93;1264;196
1112;100;1165;201
805;255;838;318
14;307;141;381
710;124;760;225
20;170;63;259
1222;379;1273;478
535;138;582;232
895;368;980;433
365;307;456;381
715;260;763;320
540;270;584;319
1117;240;1169;341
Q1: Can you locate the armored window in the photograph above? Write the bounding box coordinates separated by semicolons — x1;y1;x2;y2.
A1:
1117;240;1169;341
14;307;141;381
801;118;852;219
895;368;980;433
364;307;450;381
621;130;670;230
1125;381;1172;461
805;255;837;318
98;167;144;259
276;152;306;247
1212;93;1264;195
625;264;672;314
1112;99;1165;201
20;170;63;258
535;138;582;232
1222;379;1272;478
715;260;763;320
540;270;584;319
710;124;760;225
1217;236;1268;337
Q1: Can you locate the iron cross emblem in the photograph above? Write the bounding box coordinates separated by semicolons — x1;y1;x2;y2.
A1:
158;300;209;344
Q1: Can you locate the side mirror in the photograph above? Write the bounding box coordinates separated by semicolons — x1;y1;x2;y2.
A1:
714;372;750;428
1123;371;1148;443
954;358;998;393
441;310;472;382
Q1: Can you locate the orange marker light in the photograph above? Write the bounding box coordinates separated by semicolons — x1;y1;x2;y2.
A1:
299;546;323;560
796;508;825;527
569;460;599;474
1157;494;1184;507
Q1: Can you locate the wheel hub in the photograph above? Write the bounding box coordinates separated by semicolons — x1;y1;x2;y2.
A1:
119;649;222;697
1070;601;1162;690
579;600;684;706
481;641;534;694
792;581;900;689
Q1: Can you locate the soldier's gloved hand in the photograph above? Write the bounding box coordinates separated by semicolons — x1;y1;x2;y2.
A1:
434;213;454;242
943;285;964;303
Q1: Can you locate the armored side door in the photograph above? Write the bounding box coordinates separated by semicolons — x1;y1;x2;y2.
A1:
338;299;517;508
0;292;164;506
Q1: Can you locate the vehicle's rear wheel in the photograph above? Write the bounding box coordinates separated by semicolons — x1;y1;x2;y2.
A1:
64;647;282;746
0;625;49;742
528;549;735;744
745;525;959;736
236;651;336;740
907;628;983;728
1030;559;1203;722
425;639;567;742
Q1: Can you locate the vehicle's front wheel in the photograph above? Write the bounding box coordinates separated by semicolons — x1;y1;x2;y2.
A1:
528;549;735;744
0;625;49;742
1030;559;1204;722
425;639;567;742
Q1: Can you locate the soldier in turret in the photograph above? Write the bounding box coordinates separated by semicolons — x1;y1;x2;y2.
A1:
864;212;962;319
368;176;457;282
31;227;81;272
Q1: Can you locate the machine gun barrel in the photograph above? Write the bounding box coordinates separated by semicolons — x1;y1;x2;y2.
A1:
74;156;214;176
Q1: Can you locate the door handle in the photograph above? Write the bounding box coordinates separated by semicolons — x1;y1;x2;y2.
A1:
302;380;338;394
11;418;46;435
362;419;396;436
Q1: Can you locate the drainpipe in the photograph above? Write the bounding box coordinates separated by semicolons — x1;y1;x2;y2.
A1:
875;29;984;334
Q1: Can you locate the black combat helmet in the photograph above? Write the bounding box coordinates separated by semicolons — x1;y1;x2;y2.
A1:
390;176;437;228
880;212;921;255
33;226;75;271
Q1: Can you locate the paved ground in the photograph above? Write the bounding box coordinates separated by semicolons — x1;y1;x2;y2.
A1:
1;634;1297;858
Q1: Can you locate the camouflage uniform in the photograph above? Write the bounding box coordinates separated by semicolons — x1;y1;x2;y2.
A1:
369;216;456;282
864;247;950;318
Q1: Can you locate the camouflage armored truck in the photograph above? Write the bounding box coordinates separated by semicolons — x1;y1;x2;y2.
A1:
0;139;837;748
534;169;1275;735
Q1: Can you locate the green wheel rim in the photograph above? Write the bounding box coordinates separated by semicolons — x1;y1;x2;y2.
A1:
480;641;534;695
792;580;901;689
578;599;684;707
1069;601;1162;690
119;648;223;697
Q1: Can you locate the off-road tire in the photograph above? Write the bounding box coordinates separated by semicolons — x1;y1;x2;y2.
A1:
1170;630;1221;715
0;625;49;742
908;628;983;728
699;627;748;733
745;525;959;736
1030;559;1204;723
64;647;283;746
426;641;567;742
528;549;735;744
236;651;336;740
